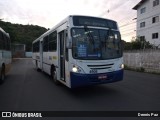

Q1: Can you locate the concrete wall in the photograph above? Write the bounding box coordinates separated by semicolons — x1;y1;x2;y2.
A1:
124;49;160;72
25;52;32;58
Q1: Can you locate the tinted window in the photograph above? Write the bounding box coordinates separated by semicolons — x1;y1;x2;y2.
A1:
0;31;3;49
33;41;40;52
49;31;57;51
43;36;49;52
0;30;11;50
6;36;11;50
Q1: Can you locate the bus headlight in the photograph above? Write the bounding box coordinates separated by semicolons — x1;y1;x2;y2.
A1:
72;65;84;73
72;66;78;72
120;64;124;69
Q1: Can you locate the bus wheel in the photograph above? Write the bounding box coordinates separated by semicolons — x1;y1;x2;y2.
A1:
51;67;59;85
0;65;5;83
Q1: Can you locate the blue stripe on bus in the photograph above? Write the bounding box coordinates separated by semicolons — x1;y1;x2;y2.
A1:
70;69;123;88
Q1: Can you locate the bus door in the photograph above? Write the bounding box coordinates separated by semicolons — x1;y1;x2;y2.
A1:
40;39;43;70
59;31;65;81
59;28;70;82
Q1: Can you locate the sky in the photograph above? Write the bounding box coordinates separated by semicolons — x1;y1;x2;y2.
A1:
0;0;141;42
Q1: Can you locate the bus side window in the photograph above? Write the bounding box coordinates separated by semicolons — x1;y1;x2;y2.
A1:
32;43;35;52
65;30;69;61
49;31;57;52
6;36;10;50
33;41;40;52
33;42;36;52
3;34;7;50
0;31;3;49
37;41;40;52
43;36;49;52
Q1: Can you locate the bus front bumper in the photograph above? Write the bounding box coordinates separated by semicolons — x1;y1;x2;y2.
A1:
70;69;123;88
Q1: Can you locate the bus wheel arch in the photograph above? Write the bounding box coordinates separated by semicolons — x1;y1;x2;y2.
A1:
51;65;59;84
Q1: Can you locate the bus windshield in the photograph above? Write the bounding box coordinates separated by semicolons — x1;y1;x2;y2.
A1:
72;28;122;60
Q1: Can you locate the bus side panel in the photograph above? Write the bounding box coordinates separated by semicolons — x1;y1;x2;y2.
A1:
0;50;2;66
32;52;40;69
48;51;58;75
42;51;48;73
4;51;12;74
0;50;2;76
0;50;12;75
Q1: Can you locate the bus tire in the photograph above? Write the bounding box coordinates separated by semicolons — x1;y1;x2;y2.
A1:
51;66;59;85
0;64;5;83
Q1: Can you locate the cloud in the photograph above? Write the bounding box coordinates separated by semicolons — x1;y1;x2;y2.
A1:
0;0;141;41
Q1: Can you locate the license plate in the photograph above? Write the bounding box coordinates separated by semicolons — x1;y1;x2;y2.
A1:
98;75;107;80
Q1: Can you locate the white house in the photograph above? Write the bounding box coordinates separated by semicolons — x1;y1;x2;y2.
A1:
133;0;160;47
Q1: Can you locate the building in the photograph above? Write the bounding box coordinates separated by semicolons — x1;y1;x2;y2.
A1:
133;0;160;47
11;44;26;58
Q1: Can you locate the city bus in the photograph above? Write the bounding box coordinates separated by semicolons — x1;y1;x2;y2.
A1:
0;27;12;83
32;15;124;88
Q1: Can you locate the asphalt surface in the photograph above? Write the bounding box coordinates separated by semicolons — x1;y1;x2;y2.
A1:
0;58;160;120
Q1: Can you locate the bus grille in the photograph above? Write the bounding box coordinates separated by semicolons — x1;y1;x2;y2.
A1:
87;63;114;70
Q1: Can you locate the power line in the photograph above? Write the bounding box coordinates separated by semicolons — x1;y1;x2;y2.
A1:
99;0;130;17
121;31;135;36
98;0;137;33
120;25;136;30
118;16;136;27
119;21;136;28
120;27;136;33
119;11;160;29
119;14;136;24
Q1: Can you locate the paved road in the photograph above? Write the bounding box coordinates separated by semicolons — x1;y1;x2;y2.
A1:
0;58;160;119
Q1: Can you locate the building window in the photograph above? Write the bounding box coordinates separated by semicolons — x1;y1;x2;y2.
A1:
152;33;159;39
152;16;159;23
140;7;146;14
140;22;145;28
153;0;159;7
140;36;145;41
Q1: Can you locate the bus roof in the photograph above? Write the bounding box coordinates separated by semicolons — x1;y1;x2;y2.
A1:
0;27;10;37
0;27;6;33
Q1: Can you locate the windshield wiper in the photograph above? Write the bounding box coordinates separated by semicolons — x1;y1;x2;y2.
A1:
108;27;116;45
84;26;95;50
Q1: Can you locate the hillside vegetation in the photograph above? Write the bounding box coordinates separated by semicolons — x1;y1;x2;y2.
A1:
0;20;47;51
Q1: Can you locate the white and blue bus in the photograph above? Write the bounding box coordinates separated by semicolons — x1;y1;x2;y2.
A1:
0;27;12;83
32;15;124;88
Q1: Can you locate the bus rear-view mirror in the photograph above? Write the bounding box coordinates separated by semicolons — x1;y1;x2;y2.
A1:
66;38;72;49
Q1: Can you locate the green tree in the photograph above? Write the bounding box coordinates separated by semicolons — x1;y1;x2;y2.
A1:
123;37;153;50
0;20;47;51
